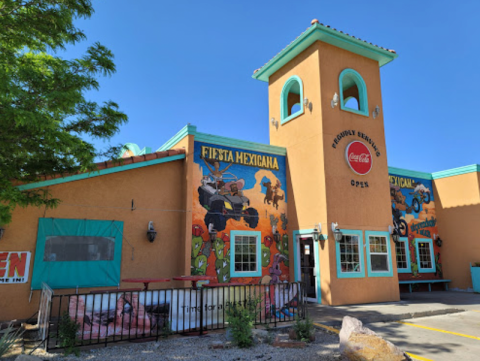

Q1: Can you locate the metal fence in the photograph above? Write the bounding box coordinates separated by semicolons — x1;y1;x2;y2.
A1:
45;282;305;351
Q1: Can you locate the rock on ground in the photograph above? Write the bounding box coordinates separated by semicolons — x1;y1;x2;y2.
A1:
339;316;409;361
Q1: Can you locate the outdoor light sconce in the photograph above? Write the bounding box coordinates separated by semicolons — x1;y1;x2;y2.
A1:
312;223;322;242
331;222;343;242
147;221;157;243
272;226;282;243
372;105;381;119
434;234;443;247
304;98;312;112
331;92;339;108
389;225;400;244
208;223;218;242
0;227;4;240
271;117;279;129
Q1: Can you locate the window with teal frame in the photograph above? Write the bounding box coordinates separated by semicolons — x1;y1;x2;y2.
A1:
336;229;365;279
415;238;435;273
280;75;304;124
339;69;369;117
365;231;393;277
31;218;123;290
230;230;261;278
396;237;411;273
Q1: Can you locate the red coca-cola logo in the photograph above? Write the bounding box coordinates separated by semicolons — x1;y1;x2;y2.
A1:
345;141;372;175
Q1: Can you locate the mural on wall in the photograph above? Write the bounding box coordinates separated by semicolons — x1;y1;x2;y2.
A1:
191;142;289;285
389;174;442;280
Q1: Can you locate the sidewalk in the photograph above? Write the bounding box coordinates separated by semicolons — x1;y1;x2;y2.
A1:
307;291;480;326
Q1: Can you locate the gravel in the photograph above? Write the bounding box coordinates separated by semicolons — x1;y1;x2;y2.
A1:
29;328;341;361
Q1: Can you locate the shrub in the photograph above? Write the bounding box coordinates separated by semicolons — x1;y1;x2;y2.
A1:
0;323;24;357
473;262;480;267
292;313;315;342
226;296;260;348
58;311;80;356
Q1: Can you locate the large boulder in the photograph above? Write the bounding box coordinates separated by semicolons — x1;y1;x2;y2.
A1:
339;316;410;361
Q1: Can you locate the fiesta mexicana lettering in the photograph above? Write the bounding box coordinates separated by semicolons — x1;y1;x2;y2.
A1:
410;217;437;233
389;175;415;189
200;145;279;171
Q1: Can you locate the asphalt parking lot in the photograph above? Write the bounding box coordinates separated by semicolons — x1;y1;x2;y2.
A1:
368;310;480;361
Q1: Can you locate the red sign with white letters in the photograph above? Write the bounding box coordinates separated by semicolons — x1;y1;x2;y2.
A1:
345;141;372;175
0;251;31;284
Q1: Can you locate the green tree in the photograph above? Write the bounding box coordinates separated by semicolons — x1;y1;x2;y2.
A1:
0;0;128;224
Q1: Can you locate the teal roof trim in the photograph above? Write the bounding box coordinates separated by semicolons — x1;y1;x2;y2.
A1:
157;124;197;152
432;164;480;180
18;154;185;191
253;23;397;83
388;167;433;180
157;124;287;156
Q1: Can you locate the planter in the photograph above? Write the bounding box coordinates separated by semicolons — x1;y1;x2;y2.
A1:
470;263;480;293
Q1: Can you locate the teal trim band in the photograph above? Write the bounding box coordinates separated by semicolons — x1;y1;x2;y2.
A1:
157;124;197;151
195;132;287;156
280;75;304;125
292;229;322;304
396;237;412;274
31;218;123;290
388;167;433;180
230;230;262;278
414;238;436;273
339;68;369;117
336;229;365;279
157;124;287;156
432;164;480;179
365;231;393;277
252;24;397;82
18;154;185;191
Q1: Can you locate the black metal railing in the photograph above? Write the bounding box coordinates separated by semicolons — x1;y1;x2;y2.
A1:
46;282;305;351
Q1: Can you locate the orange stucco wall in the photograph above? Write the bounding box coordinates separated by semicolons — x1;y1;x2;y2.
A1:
0;159;186;322
434;172;480;289
268;40;399;305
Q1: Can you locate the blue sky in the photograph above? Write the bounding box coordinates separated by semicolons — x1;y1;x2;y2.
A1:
66;1;480;173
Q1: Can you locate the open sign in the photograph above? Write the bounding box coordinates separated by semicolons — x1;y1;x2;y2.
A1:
0;252;31;284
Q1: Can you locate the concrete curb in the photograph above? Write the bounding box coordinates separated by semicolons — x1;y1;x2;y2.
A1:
317;308;465;327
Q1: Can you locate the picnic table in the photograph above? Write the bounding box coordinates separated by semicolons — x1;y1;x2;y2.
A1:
172;275;216;289
122;277;171;290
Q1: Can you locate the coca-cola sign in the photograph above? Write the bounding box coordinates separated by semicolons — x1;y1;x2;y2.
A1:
345;141;372;175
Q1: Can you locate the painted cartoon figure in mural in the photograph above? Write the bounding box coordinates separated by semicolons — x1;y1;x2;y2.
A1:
269;253;287;284
410;182;431;213
191;224;211;275
198;164;259;232
263;180;284;210
212;233;231;283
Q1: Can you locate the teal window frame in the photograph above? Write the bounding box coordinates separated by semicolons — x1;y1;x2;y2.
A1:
31;218;123;290
365;231;393;277
230;230;262;278
415;238;436;273
396;237;412;273
339;68;369;117
280;75;304;125
336;229;365;279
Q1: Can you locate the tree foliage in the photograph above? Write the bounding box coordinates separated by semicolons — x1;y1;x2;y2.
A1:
0;0;128;224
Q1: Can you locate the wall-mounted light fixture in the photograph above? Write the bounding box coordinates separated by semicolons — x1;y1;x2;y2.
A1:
304;98;312;112
331;92;339;108
312;223;322;242
331;222;343;242
272;226;281;243
389;225;400;244
147;221;157;243
271;117;279;129
372;105;381;119
0;227;4;240
208;223;217;242
434;234;443;247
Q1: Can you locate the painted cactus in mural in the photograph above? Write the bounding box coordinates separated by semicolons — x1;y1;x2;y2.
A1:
389;173;442;282
192;142;289;284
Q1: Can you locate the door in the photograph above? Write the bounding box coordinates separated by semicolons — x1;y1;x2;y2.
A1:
299;237;317;302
